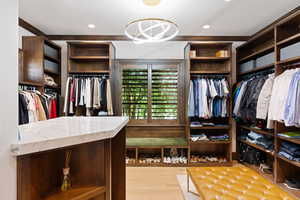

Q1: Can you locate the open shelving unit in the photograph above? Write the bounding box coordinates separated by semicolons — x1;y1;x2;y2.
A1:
126;146;189;167
67;42;115;76
45;186;106;200
184;42;233;167
20;36;62;118
66;42;116;116
236;7;300;199
22;37;62;92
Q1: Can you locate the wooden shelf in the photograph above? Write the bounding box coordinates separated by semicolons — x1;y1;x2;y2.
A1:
68;70;110;74
19;81;44;87
44;85;60;90
70;56;109;60
240;125;274;137
45;40;61;50
277;32;300;47
278;136;300;145
190;125;230;130
190;140;231;144
277;56;300;66
44;186;106;200
190;71;230;74
277;155;300;168
127;163;187;167
240;140;274;156
242;163;274;181
44;69;60;75
127;146;189;149
44;55;60;63
239;63;275;76
190;57;230;61
238;45;274;63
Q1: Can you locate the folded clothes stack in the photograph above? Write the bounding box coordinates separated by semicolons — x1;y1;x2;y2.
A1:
246;131;274;151
278;132;300;139
190;134;229;142
190;121;228;127
190;155;227;163
278;141;300;162
190;121;202;127
209;134;229;141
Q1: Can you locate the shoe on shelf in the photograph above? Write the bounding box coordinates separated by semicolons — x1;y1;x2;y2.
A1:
284;178;300;190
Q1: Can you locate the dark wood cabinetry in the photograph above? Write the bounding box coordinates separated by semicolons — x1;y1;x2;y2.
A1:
236;8;300;199
17;128;126;200
67;42;115;75
20;36;62;93
185;42;233;167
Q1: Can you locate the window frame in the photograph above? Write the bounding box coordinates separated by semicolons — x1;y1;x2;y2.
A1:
120;60;185;126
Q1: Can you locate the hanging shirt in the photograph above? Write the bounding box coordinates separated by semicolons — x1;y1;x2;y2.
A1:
256;74;275;120
284;71;300;127
269;69;299;122
93;78;100;109
188;81;195;117
63;77;72;114
106;79;114;115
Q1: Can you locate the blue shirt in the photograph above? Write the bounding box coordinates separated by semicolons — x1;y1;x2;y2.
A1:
284;71;300;127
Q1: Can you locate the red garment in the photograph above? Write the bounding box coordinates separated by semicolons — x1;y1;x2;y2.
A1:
49;99;57;119
70;79;76;103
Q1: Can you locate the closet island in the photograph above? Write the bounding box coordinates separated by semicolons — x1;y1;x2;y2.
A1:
12;117;128;200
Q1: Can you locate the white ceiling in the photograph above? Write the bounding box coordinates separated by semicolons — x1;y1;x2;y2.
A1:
20;0;300;36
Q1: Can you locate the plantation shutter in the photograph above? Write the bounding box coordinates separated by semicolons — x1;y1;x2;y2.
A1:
151;66;178;120
121;64;179;123
122;66;148;119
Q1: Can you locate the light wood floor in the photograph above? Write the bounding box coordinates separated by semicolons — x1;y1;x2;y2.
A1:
126;167;187;200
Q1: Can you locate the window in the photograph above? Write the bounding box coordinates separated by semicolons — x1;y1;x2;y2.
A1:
122;64;179;123
122;67;148;120
151;67;178;120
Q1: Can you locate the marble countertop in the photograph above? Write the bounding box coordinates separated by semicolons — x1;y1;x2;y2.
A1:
12;116;129;156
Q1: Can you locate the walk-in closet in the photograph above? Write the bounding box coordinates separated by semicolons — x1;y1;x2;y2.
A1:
2;1;300;200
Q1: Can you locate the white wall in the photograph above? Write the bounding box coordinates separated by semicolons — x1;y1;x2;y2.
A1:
0;0;18;199
114;41;187;59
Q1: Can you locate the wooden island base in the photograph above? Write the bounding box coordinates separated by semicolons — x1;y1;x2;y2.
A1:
17;128;126;200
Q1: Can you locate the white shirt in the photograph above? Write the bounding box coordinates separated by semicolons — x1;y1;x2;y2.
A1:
256;74;275;120
268;69;299;121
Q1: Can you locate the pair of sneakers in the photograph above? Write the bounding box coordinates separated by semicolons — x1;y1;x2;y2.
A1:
191;134;209;142
163;156;187;164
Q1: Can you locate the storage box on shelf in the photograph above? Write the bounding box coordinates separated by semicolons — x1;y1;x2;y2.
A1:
185;42;233;167
237;28;275;77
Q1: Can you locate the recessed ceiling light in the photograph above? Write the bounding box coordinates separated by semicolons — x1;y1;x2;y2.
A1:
203;25;210;29
88;24;96;29
224;0;232;2
143;0;161;6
